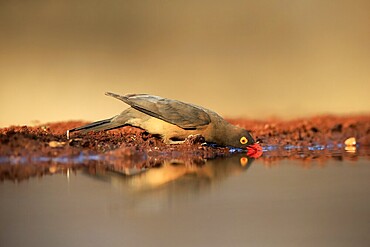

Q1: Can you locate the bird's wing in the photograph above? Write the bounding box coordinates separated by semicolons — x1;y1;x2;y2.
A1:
105;92;211;129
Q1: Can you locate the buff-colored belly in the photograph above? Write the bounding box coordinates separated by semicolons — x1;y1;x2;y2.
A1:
126;116;200;143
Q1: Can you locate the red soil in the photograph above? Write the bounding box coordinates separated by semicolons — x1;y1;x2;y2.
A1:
1;115;369;181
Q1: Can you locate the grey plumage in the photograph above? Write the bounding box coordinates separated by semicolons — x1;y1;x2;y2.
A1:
105;92;211;129
67;92;256;148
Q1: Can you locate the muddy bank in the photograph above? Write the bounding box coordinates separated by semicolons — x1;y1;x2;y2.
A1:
0;115;369;181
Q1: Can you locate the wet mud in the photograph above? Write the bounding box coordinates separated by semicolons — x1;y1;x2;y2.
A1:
1;115;369;181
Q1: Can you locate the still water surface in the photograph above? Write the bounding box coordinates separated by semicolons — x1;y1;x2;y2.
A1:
1;154;369;247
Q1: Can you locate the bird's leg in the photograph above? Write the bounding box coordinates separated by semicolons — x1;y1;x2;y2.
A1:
165;134;206;145
162;135;186;145
167;139;187;145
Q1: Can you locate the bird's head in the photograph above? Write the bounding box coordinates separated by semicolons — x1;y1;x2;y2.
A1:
224;128;263;158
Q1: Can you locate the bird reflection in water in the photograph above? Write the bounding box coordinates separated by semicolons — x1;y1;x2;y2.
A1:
84;154;254;212
88;154;253;190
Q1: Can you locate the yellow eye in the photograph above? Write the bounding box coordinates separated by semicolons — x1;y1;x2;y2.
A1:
240;136;248;145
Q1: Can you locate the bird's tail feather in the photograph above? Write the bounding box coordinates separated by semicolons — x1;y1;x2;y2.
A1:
67;117;124;139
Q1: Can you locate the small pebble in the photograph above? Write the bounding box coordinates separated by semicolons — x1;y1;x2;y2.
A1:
344;137;356;146
49;141;66;148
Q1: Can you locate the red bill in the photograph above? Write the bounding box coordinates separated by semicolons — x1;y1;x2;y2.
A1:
246;143;263;158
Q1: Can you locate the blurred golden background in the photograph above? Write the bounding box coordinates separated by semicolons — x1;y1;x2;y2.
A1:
0;0;369;127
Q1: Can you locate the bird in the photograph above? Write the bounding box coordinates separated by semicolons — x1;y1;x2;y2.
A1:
67;92;260;151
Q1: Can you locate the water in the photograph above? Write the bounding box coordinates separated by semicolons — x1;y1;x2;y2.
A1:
1;153;370;247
